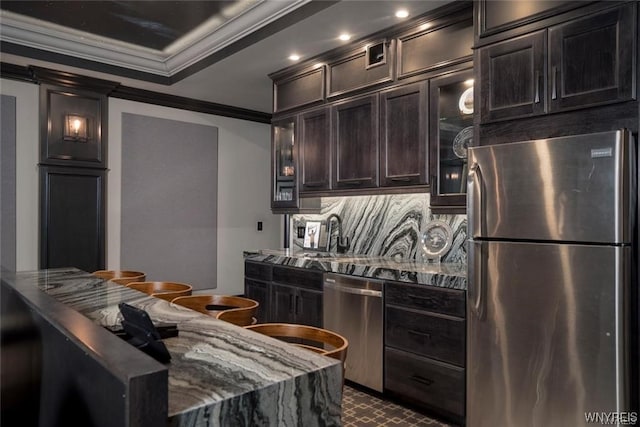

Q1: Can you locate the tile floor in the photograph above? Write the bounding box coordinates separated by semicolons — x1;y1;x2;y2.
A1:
341;384;452;427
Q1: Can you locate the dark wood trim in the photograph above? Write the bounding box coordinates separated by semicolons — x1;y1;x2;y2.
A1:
111;86;272;123
478;101;639;145
300;185;429;199
1;64;272;123
31;66;120;94
0;61;34;82
39;83;108;168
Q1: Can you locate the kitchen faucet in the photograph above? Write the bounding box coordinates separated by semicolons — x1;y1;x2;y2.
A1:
326;214;350;253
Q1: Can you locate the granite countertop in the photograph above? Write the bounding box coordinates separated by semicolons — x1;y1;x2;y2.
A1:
10;268;342;426
244;249;467;290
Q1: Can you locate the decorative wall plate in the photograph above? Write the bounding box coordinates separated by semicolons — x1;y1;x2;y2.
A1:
421;220;453;261
453;126;473;159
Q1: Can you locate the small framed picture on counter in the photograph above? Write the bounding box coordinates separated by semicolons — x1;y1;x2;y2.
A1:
303;221;326;249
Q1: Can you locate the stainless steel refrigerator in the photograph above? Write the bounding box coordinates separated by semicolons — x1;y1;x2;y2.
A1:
466;130;637;427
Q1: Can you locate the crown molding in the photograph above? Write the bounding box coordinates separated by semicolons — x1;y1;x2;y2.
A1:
0;0;311;78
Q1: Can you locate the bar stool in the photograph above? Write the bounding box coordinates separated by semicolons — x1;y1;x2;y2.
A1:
126;281;193;302
92;270;146;285
171;295;259;327
244;323;348;384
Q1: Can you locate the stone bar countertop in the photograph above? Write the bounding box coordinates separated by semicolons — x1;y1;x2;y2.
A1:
7;268;342;426
244;249;467;290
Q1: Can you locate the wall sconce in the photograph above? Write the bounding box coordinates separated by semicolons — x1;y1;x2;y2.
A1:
63;114;88;142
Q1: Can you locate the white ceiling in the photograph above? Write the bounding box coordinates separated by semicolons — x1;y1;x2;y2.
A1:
1;1;450;113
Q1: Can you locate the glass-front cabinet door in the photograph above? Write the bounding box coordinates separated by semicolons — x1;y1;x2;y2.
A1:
272;116;298;210
429;66;474;212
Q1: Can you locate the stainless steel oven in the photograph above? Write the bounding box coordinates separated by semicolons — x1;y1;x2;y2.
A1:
323;273;383;392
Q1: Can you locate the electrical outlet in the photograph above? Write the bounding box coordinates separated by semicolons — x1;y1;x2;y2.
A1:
257;221;263;231
297;226;305;238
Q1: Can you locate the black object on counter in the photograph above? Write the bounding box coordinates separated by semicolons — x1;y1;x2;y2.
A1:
117;302;173;363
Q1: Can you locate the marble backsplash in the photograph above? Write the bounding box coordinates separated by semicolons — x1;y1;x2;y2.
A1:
291;193;467;264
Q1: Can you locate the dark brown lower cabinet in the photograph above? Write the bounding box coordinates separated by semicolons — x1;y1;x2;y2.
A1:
271;281;322;328
244;261;323;328
384;281;466;424
385;347;465;419
244;278;270;324
39;166;105;272
244;260;272;322
273;265;323;327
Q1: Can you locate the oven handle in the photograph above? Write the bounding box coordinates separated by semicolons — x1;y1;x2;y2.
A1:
324;281;382;297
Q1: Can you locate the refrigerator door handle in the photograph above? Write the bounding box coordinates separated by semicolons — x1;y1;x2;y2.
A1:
467;162;483;238
468;240;485;320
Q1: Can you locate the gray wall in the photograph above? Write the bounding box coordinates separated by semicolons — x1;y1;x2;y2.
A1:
1;95;17;272
121;113;218;290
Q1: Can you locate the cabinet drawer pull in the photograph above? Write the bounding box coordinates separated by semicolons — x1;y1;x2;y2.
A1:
407;293;433;303
410;375;433;386
342;180;363;186
408;330;431;340
551;66;558;100
390;177;411;182
304;183;324;188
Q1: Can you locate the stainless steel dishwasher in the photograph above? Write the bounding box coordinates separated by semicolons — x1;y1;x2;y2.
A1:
323;273;383;392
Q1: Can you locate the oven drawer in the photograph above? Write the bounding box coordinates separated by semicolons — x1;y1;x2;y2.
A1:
385;347;465;418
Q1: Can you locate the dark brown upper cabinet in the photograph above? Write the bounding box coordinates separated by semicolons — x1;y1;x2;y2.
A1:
299;107;331;192
331;94;379;190
429;67;474;212
271;115;299;210
379;82;428;187
548;3;636;112
479;2;636;124
479;30;547;123
476;0;584;39
397;9;473;79
327;40;394;98
272;65;325;113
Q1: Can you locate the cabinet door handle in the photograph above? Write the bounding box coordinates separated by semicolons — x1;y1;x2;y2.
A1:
289;294;294;314
295;295;301;315
407;294;433;304
534;70;541;104
410;375;434;386
551;66;558;100
408;330;431;340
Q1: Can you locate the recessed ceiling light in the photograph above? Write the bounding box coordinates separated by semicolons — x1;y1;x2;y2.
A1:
338;33;351;41
395;9;409;18
289;54;300;61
